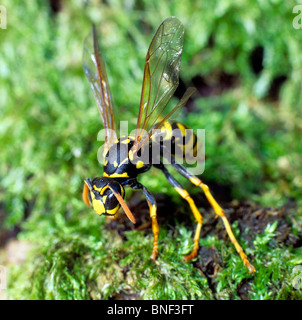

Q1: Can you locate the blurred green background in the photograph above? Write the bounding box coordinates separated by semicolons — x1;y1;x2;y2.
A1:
0;0;302;300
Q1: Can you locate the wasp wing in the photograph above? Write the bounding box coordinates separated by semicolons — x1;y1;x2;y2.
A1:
133;17;186;152
83;25;116;155
138;87;196;148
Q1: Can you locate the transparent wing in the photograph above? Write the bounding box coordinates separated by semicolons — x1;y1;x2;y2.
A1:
83;25;116;154
133;17;186;151
137;87;196;151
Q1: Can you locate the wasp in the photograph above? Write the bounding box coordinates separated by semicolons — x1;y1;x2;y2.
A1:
82;17;256;273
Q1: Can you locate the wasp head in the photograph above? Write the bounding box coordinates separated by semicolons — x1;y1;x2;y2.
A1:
85;177;125;217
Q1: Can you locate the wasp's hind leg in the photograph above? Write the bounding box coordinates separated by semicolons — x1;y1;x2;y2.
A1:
154;163;203;262
129;181;159;260
170;158;256;273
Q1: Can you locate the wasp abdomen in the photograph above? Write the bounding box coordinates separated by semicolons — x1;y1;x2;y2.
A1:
152;120;200;161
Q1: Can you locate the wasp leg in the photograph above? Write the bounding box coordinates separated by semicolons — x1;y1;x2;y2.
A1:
145;191;159;260
129;181;159;260
154;163;203;262
82;183;90;206
170;157;256;274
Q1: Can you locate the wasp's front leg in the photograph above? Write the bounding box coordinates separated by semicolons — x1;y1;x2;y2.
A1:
129;180;159;260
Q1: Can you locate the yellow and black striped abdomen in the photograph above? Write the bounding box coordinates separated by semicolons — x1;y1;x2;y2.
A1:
152;120;200;162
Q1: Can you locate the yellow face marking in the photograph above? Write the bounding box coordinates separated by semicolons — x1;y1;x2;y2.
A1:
106;207;119;216
100;185;109;195
129;150;134;161
113;161;118;167
92;198;105;215
103;172;129;178
92;185;110;196
89;190;95;201
136;160;144;169
93;185;102;192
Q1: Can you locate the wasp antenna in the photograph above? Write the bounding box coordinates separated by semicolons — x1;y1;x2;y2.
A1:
108;185;136;224
83;179;92;207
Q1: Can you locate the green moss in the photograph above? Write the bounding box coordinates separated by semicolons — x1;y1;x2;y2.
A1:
1;0;302;300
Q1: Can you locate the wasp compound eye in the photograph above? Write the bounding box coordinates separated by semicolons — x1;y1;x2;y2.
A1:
102;190;120;216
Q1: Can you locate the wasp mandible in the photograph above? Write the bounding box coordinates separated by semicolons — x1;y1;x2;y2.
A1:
82;17;256;274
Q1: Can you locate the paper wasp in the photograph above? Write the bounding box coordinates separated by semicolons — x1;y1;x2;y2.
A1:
82;17;255;273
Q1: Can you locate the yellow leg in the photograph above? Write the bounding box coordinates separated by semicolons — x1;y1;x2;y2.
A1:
174;187;203;261
189;176;256;273
148;202;159;260
155;163;204;261
129;182;159;260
